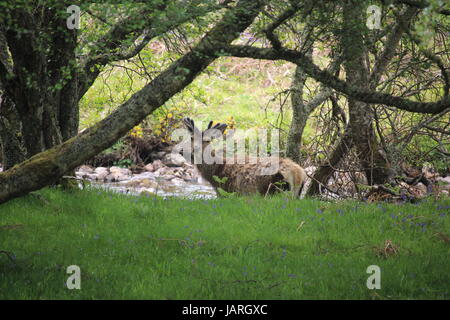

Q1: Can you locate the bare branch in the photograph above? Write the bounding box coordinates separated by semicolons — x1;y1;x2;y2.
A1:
395;0;450;15
263;4;301;50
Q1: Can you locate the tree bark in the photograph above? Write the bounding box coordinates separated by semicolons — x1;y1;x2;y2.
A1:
286;51;340;164
306;5;418;195
286;56;310;163
341;1;394;185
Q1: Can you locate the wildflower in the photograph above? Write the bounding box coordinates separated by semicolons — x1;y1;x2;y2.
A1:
281;248;287;259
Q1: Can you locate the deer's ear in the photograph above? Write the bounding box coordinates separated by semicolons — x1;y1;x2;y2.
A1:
213;123;227;133
183;117;194;133
183;117;202;136
207;121;213;129
204;123;227;140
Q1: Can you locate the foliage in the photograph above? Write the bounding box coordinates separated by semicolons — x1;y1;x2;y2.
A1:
113;158;134;168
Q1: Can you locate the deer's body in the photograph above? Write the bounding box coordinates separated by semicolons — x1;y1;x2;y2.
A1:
183;118;307;197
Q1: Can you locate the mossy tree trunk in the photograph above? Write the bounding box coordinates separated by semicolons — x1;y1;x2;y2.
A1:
0;5;78;169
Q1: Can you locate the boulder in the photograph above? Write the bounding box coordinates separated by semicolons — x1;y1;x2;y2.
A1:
94;167;108;174
152;159;163;171
144;163;154;172
150;151;166;160
104;173;116;183
94;167;109;180
108;166;131;181
110;166;131;176
436;176;450;184
162;153;186;167
77;165;94;174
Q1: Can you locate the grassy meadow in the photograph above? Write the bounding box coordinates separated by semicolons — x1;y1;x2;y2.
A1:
0;188;449;299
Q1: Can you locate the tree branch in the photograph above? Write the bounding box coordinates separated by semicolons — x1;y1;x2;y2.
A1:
263;4;301;50
395;0;450;15
219;44;450;114
78;1;227;99
369;6;418;87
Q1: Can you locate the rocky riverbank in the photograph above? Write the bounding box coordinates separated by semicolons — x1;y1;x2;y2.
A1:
74;154;217;198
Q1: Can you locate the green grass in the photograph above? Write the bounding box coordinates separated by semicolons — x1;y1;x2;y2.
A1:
0;188;449;299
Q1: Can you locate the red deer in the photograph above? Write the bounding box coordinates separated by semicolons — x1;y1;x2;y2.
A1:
181;118;307;197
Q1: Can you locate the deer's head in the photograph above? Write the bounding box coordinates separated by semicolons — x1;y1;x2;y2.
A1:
182;117;227;162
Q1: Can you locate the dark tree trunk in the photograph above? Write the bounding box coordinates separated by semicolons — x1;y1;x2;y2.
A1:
0;4;79;169
0;95;27;170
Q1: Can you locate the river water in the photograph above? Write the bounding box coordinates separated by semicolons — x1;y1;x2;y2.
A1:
82;174;217;199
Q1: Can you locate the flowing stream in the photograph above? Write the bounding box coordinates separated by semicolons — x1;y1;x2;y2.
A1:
81;171;217;199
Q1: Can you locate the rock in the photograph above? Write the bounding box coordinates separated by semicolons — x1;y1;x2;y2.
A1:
94;167;108;174
108;166;131;181
171;177;185;184
152;160;163;171
104;173;116;183
110;166;131;176
436;176;450;184
416;182;428;194
80;173;98;180
94;167;109;181
156;166;174;176
409;183;427;197
150;151;166;160
162;153;186;167
129;165;145;174
77;165;94;174
182;162;194;169
144;163;154;172
422;163;438;179
304;166;317;176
